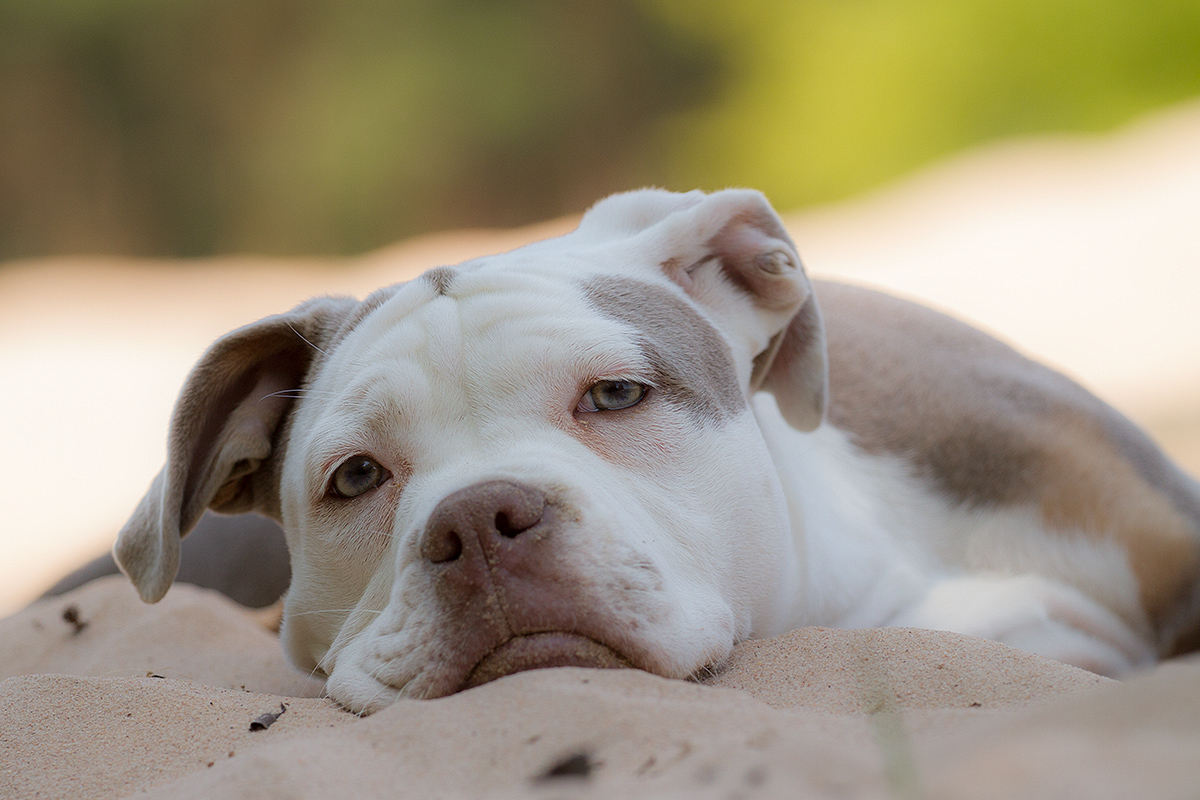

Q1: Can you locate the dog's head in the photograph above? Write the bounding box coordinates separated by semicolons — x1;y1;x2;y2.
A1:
114;188;827;712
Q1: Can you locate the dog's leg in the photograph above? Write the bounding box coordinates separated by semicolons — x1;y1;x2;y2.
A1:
42;512;290;608
889;573;1157;676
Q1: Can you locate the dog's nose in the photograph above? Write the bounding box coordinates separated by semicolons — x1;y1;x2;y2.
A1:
421;480;548;564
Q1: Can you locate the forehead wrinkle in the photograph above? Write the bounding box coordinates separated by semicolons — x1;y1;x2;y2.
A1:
402;294;507;449
465;286;656;388
315;279;439;395
452;273;574;329
333;292;469;403
326;289;508;458
357;278;438;333
419;296;468;379
306;362;423;453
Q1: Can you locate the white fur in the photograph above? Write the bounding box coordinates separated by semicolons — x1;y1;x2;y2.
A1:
752;392;1155;674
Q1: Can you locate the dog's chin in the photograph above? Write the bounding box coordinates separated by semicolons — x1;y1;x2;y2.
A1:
460;632;632;691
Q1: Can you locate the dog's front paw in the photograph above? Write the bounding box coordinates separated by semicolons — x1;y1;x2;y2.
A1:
890;574;1155;676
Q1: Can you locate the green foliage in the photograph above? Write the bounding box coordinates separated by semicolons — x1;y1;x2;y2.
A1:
1;0;1198;259
650;0;1200;208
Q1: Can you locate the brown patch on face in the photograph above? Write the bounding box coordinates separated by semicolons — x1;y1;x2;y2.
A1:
424;267;456;296
581;276;744;424
818;280;1200;638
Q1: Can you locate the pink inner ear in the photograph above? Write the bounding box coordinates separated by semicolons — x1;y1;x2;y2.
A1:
702;209;806;315
709;214;786;269
660;256;697;292
661;212;797;296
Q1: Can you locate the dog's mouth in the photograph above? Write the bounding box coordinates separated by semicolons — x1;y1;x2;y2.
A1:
460;632;632;690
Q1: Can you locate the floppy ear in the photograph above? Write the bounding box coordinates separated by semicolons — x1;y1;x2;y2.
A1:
114;295;358;603
630;188;828;431
749;292;827;431
574;188;707;242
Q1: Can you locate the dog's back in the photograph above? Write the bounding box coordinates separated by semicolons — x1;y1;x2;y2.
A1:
816;279;1200;656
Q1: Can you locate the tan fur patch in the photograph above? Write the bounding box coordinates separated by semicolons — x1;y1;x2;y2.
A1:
817;280;1200;643
1036;418;1198;629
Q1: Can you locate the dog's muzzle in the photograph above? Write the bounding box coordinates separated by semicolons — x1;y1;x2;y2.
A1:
421;479;636;690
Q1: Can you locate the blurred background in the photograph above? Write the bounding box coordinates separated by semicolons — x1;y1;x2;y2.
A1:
2;0;1200;614
3;0;1200;261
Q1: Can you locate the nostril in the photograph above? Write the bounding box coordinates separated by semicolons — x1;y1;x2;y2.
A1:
426;528;463;563
494;511;521;538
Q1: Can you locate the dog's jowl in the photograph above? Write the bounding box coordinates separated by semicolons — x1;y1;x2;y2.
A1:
113;188;1200;713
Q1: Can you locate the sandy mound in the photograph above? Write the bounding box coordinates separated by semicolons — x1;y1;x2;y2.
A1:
0;577;320;697
2;577;1197;799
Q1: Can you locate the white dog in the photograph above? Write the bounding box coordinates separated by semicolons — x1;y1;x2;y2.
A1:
114;188;1200;713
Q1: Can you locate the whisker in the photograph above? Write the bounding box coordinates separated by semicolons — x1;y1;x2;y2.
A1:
289;322;328;356
307;661;327;686
257;387;339;403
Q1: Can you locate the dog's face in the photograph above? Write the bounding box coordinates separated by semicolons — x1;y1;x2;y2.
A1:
114;189;829;712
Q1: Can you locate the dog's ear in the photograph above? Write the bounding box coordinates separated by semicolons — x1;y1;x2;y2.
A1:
114;295;358;603
644;189;827;431
574;188;708;242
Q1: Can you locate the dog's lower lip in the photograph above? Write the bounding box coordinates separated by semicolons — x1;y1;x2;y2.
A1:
461;633;632;690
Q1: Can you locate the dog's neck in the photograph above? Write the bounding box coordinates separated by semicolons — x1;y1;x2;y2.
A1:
750;393;938;635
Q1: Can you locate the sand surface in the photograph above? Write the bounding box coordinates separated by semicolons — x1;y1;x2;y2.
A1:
2;577;1197;799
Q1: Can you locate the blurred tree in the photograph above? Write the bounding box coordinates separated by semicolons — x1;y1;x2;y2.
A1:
0;0;717;258
1;0;1199;261
650;0;1200;209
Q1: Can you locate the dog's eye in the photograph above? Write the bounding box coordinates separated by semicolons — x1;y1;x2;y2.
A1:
330;456;390;499
578;380;648;412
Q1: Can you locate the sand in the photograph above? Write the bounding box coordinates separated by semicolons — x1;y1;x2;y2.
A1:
2;577;1197;799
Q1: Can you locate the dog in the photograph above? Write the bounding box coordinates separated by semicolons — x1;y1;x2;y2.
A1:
113;188;1200;713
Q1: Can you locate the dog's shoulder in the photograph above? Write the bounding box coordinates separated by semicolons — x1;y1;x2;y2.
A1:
814;279;1200;649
